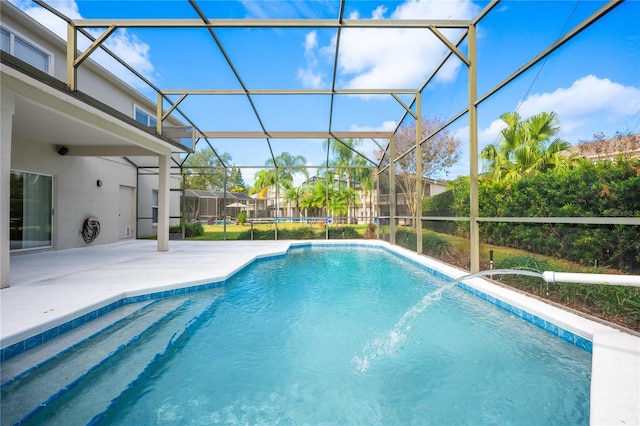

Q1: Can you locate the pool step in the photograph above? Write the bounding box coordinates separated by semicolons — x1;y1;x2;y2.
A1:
0;289;223;426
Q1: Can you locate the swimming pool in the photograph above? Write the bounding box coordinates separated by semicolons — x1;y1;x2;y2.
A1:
7;245;592;424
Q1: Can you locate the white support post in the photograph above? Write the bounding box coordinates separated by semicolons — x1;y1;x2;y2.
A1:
1;91;16;288
157;152;171;252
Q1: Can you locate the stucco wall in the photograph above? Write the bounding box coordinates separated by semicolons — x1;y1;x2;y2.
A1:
11;137;137;249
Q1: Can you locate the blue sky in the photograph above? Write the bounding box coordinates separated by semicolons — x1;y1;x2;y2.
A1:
12;0;640;183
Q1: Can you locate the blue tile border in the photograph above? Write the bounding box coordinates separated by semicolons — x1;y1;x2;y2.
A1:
1;281;224;364
455;281;593;353
1;242;592;363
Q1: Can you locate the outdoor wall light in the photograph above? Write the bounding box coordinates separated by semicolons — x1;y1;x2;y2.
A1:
57;146;68;156
97;180;103;187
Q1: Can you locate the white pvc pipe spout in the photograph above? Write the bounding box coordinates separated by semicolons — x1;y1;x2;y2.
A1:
542;271;640;287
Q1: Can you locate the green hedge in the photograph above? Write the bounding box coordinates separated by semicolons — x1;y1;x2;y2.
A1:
494;255;640;329
396;228;452;257
169;222;204;237
426;158;640;272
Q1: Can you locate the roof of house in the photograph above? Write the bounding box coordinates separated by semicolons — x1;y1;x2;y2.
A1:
569;133;640;160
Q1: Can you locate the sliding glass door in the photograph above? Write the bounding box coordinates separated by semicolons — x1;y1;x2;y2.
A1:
10;171;53;250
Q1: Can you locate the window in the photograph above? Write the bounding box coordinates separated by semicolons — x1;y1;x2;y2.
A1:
10;171;53;250
152;190;159;227
1;25;52;74
134;105;157;128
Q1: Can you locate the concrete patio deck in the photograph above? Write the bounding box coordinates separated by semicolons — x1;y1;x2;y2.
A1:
1;240;639;425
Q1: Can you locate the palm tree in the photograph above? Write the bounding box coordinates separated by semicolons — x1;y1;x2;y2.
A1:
324;138;367;223
481;111;575;182
283;185;306;218
356;167;376;222
267;152;308;190
300;181;327;218
250;169;277;199
252;152;307;218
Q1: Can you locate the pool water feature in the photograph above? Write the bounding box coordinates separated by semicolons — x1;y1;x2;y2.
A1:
353;268;546;373
5;246;591;424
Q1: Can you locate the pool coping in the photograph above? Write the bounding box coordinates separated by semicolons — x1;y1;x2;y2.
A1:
2;239;639;424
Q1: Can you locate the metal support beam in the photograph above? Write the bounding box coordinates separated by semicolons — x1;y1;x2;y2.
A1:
161;88;416;95
415;92;423;255
389;137;397;245
391;93;417;119
162;93;189;121
376;175;381;240
71;18;471;29
156;92;163;135
196;131;394;139
428;25;470;66
73;25;117;68
66;23;77;91
468;23;480;273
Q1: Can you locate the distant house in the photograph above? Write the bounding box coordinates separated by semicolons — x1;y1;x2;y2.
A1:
377;178;449;225
568;133;640;161
183;190;254;223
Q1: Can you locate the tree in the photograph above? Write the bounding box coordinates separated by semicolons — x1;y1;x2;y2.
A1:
393;116;461;218
250;169;277;199
357;167;376;222
266;152;308;190
284;185;306;217
182;149;231;190
325;138;368;223
228;167;246;193
251;152;308;217
480;111;575;182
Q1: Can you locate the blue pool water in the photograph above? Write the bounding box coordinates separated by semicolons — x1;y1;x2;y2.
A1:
87;246;592;425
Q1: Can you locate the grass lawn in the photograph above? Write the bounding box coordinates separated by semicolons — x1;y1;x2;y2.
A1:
191;223;369;241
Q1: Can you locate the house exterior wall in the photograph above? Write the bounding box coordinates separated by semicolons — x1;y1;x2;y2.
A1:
10;135;137;249
2;3;183;254
1;5;163;123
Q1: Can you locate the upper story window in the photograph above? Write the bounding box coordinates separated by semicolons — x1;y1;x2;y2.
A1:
134;105;157;128
1;25;52;74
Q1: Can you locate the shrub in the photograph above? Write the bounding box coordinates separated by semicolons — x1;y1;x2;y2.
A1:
395;228;452;257
453;158;640;272
364;222;376;239
278;227;318;239
237;211;247;226
328;226;362;239
423;232;451;257
169;222;204;237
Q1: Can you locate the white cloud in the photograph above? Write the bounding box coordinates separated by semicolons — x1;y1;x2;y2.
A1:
475;75;640;145
298;30;326;88
517;75;640;137
297;67;324;89
9;0;155;88
350;120;398;132
313;0;479;89
304;30;318;53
